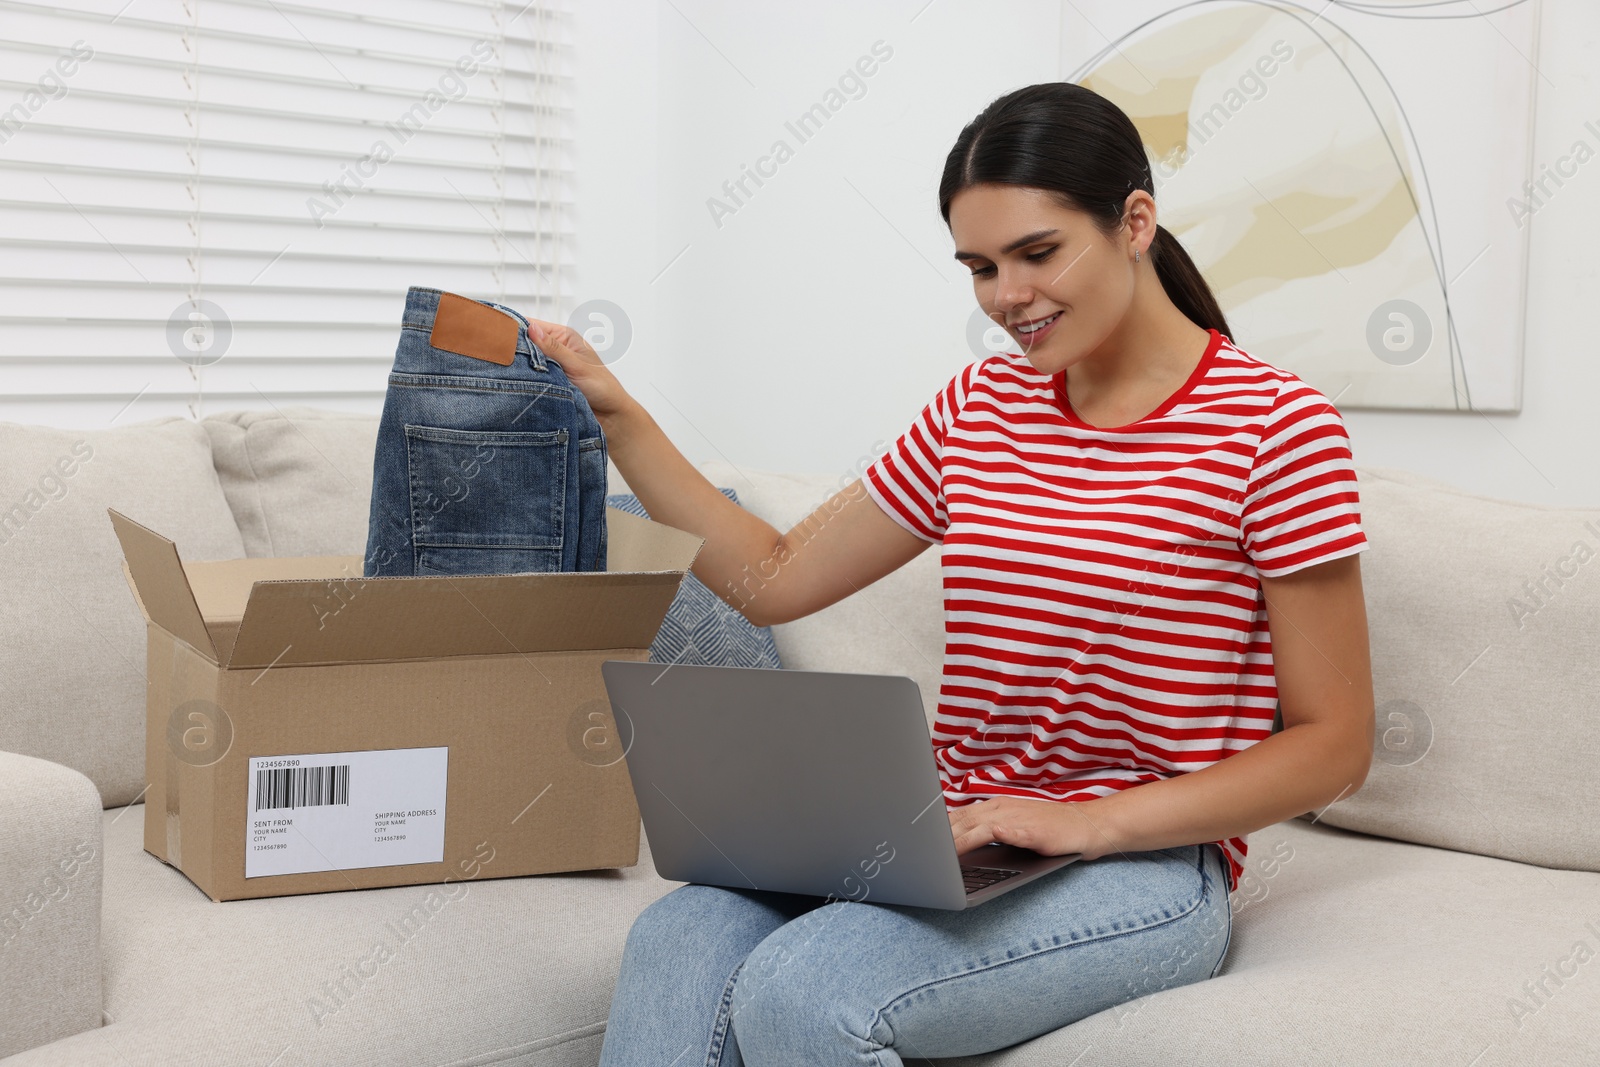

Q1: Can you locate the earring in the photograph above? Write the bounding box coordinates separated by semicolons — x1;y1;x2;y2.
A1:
1135;248;1142;263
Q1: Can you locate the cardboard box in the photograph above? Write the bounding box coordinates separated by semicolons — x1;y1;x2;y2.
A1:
107;505;704;902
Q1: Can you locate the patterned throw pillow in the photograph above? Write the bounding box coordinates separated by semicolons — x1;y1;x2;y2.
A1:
605;489;784;669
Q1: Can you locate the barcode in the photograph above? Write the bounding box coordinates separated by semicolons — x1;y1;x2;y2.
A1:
255;765;351;811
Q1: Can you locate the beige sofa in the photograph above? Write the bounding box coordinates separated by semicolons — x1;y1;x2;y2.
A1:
2;406;1597;1066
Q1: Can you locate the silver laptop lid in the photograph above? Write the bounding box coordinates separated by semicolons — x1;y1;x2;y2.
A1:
599;660;974;909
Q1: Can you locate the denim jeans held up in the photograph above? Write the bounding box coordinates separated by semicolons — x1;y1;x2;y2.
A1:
364;286;608;578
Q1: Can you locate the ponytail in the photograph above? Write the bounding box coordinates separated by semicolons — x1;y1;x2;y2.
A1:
1150;225;1232;338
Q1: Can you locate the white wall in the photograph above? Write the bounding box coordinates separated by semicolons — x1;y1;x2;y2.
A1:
577;0;1599;508
571;0;659;410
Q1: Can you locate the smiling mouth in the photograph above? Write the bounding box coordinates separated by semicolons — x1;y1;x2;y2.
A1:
1012;311;1061;338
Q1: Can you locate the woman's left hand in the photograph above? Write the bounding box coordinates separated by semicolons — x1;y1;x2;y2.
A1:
948;796;1117;862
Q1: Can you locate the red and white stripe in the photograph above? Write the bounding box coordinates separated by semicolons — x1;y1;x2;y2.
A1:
863;329;1368;893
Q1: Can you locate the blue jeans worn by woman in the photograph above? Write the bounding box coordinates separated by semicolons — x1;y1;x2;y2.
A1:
364;286;608;577
598;841;1232;1066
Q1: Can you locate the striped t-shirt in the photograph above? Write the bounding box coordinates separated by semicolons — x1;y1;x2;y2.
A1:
862;328;1368;894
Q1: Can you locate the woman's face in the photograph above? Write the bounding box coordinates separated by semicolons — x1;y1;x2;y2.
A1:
949;183;1138;375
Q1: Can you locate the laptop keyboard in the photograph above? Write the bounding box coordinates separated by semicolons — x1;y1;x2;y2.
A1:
961;864;1023;895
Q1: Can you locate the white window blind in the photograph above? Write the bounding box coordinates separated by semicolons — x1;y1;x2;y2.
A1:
0;0;575;427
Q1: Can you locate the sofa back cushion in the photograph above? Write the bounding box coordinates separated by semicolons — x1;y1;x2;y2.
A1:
696;460;945;730
202;408;381;558
1303;467;1600;873
0;417;245;807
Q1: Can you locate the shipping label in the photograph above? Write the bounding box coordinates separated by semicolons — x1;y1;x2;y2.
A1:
245;747;448;878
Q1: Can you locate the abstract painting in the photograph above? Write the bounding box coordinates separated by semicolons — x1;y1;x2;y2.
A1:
1065;0;1542;412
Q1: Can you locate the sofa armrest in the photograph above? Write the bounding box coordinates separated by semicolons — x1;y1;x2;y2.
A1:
0;751;104;1059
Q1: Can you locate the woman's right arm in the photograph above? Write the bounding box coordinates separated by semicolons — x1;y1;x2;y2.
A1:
529;319;932;628
601;397;931;627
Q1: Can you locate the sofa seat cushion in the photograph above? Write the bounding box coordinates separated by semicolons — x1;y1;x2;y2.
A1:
0;417;245;807
0;805;685;1067
11;813;1597;1067
919;817;1600;1066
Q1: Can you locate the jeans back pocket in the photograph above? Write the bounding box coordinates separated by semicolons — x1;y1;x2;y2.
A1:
405;424;568;575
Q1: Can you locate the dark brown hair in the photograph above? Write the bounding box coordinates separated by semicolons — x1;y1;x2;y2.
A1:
940;81;1232;340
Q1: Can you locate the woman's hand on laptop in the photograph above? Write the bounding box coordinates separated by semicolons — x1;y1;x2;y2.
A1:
949;796;1113;862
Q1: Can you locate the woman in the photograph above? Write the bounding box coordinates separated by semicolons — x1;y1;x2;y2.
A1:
531;81;1375;1066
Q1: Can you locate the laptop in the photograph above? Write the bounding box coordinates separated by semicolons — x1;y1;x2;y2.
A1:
598;660;1083;910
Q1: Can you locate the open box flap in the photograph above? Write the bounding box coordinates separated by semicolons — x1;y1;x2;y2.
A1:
112;504;709;669
108;507;218;661
604;505;707;574
224;508;708;669
224;570;692;667
184;555;367;665
183;555;367;620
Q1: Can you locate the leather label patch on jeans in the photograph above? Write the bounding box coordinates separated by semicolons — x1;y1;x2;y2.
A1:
430;292;518;366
